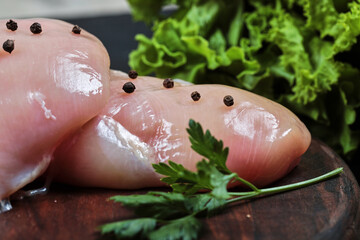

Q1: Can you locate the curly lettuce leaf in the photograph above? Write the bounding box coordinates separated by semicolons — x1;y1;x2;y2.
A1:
127;0;360;156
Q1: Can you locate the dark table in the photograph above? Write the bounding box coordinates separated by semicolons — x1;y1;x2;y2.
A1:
0;139;359;240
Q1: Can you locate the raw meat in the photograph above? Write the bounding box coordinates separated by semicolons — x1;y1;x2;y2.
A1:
52;70;311;189
0;19;110;200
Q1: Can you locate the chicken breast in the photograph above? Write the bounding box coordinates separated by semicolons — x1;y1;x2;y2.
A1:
52;70;311;189
0;18;110;200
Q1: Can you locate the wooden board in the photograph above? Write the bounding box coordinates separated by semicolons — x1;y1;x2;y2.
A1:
0;139;359;240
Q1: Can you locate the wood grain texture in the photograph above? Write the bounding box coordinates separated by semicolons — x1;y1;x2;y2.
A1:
0;139;359;240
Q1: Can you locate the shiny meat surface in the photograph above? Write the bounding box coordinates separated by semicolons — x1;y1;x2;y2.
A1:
53;70;311;189
0;18;110;199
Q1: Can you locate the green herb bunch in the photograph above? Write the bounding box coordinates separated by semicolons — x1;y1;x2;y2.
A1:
127;0;360;159
99;120;342;240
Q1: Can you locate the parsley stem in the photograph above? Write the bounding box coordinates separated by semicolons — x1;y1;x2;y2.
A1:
227;168;343;203
233;175;260;192
226;192;259;203
258;167;343;194
227;191;256;196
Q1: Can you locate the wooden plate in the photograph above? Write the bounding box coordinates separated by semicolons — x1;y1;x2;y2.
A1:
0;139;359;240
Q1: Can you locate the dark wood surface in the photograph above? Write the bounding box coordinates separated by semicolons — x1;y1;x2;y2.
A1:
0;139;359;240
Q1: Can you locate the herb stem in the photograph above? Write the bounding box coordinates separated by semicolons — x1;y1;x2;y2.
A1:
233;175;260;192
227;168;343;203
226;192;259;204
258;167;343;194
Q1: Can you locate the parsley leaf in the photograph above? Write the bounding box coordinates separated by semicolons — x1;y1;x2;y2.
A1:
110;192;189;219
148;215;202;240
186;119;230;173
153;159;236;198
99;218;156;239
100;119;343;240
184;194;226;216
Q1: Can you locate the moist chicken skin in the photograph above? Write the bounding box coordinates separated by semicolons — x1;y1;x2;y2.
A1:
0;19;110;199
52;70;311;189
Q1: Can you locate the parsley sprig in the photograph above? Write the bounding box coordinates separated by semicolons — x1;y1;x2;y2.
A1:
99;119;343;240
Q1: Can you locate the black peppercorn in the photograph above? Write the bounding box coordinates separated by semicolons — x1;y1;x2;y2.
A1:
3;39;14;54
191;91;201;101
30;22;42;34
223;95;234;106
128;70;138;79
122;82;136;93
72;25;81;34
6;19;17;31
163;78;174;88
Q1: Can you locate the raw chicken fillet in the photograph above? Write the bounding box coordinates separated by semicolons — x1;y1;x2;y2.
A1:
0;19;110;200
53;70;311;189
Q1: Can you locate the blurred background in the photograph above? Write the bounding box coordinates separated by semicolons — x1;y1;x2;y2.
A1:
0;0;151;71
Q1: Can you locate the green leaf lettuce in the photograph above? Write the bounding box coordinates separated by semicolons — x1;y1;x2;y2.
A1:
128;0;360;157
